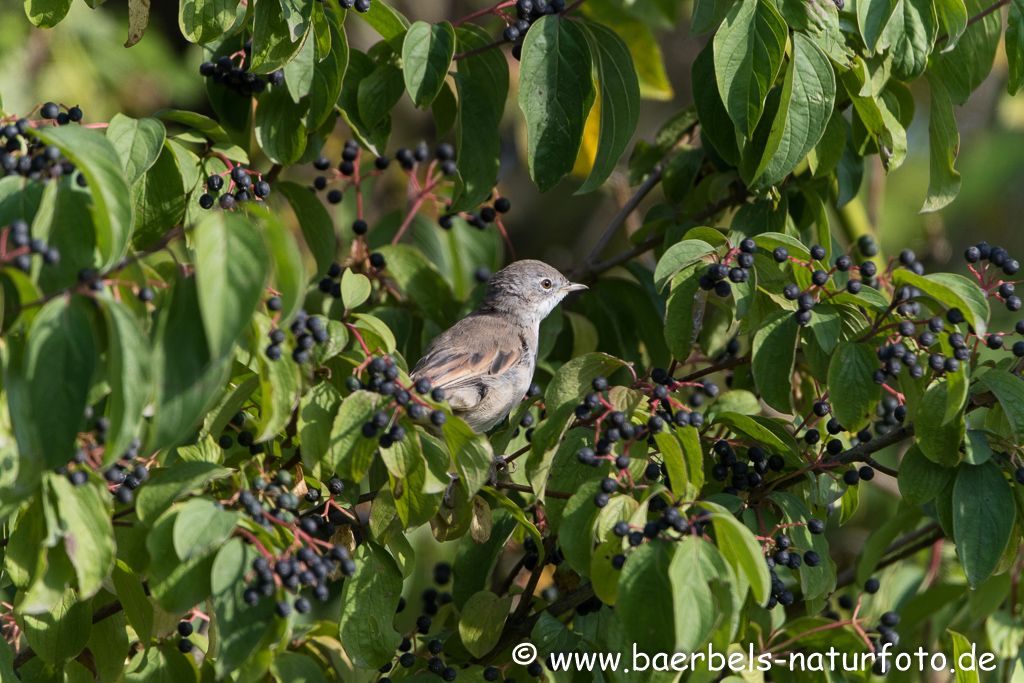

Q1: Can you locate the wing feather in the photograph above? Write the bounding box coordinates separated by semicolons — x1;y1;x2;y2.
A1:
410;316;524;411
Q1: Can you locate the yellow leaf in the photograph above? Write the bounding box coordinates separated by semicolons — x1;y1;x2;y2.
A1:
572;92;601;178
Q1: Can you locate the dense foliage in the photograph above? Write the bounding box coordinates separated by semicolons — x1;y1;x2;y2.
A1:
3;0;1024;681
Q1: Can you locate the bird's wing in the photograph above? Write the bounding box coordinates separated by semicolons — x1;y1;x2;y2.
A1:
411;317;526;411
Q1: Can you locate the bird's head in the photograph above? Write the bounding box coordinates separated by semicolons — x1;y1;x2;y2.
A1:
480;260;587;324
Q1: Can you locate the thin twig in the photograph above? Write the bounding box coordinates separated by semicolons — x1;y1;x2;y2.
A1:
577;163;666;272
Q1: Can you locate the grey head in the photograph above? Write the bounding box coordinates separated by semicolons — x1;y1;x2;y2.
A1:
477;260;587;326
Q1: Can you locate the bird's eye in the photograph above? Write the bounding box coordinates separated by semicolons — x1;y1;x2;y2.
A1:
542;279;552;289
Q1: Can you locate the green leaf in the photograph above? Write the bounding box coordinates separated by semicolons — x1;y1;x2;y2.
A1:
899;443;955;505
752;309;799;414
691;0;737;34
299;381;342;469
255;85;311;165
106;114;166;186
376;244;458;326
1008;0;1024;95
274;180;336;277
559;481;603;575
22;587;91;668
192;210;270;359
51;476;115;599
341;268;371;309
329;391;382;480
654;239;715;292
619;539;677;655
271;652;327;683
741;32;836;189
654;428;703;499
356;0;410;50
545;352;628;414
179;0;240;44
258;206;307;325
124;644;199;683
964;429;992;465
713;0;787;136
113;560;154;648
132;141;187;249
357;63;405;129
928;0;1000;105
458;591;513;658
768;492;833;600
88;604;128;682
857;0;900;53
518;15;593;192
714;412;792;456
450;25;507;212
173;497;239;560
918;379;965;466
146;508;216;613
30;124;132;271
575;21;641;194
443;417;493;498
307;15;346;130
402;21;456;108
953;460;1015;588
211;541;276;677
338;543;403;669
19;297;96;469
890;0;938;81
251;314;301;441
921;72;962;213
24;0;72;28
284;31;316;103
280;0;313;42
978;370;1024;443
431;80;457;137
949;630;981;683
136;461;232;524
252;0;309;73
892;272;987;342
935;0;968;50
827;341;882;432
703;501;771;603
664;265;704;363
926;273;990;337
337;50;391;155
692;43;740;166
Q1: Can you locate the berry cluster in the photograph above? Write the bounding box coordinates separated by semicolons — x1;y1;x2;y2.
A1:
199;41;281;98
379;563;461;682
229;469;358;615
338;0;374;12
265;309;331;365
61;410;151;502
1;219;61;272
441;192;511;232
2;104;84;181
574;373;706;502
506;0;568;60
217;410;266;456
698;237;756;299
762;523;825;609
710;443;782;493
176;620;195;654
199;166;271;211
344;357;449;445
310;140;456;208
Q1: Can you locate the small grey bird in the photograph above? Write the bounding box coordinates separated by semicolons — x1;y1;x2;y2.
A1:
411;260;586;432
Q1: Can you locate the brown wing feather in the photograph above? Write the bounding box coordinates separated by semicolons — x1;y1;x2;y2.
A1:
410;316;523;410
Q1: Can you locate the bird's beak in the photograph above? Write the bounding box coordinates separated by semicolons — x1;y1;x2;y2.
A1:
563;282;588;292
